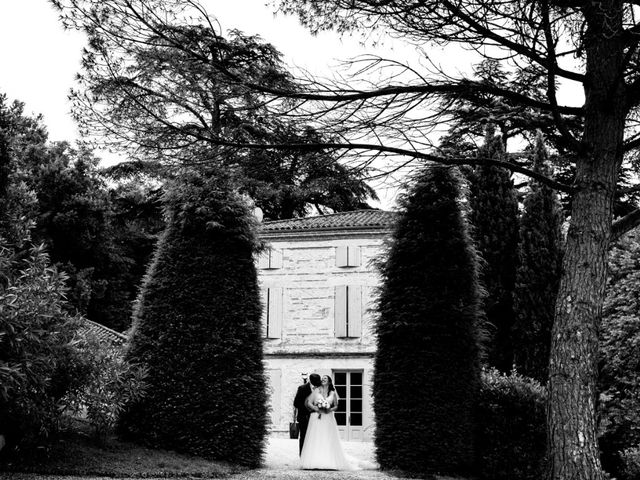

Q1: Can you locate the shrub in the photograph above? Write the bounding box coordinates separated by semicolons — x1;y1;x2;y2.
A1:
475;368;547;480
619;446;640;480
0;242;79;450
62;329;148;441
598;230;640;478
374;165;482;475
119;170;268;467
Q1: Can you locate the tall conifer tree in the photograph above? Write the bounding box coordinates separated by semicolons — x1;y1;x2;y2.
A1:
374;165;482;475
513;133;564;382
119;169;267;466
469;128;519;372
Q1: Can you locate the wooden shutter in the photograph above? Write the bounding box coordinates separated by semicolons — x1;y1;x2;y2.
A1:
347;285;362;337
267;287;283;339
334;285;348;337
260;287;268;337
336;246;349;267
270;248;283;269
266;369;282;425
348;246;362;267
258;249;270;269
337;245;361;267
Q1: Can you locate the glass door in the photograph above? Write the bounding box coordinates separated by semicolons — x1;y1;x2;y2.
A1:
333;370;364;441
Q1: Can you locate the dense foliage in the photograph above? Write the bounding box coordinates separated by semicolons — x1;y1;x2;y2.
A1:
374;165;482;475
0;99;84;451
598;229;640;479
119;169;268;466
52;1;376;218
469;131;519;373
62;328;148;441
0;239;80;450
0;95;163;332
476;368;547;480
512;134;564;382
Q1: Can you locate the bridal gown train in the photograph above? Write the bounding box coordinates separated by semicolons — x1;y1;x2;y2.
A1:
300;409;356;470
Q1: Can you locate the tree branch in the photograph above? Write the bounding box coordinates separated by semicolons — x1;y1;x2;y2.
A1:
612;207;640;240
204;139;574;193
540;0;584;153
215;66;584;116
441;0;585;83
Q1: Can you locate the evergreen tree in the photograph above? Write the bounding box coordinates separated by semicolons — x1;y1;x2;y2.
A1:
469;129;519;372
119;169;267;466
374;165;482;475
513;133;564;382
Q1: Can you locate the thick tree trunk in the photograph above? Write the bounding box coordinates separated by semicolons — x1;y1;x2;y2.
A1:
548;2;626;479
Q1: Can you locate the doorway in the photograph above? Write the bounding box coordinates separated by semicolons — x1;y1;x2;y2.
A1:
333;370;364;441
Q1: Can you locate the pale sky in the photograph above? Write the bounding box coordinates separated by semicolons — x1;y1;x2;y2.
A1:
0;0;412;142
0;0;422;207
0;1;585;209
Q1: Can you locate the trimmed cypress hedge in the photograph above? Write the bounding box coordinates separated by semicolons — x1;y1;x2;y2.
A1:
513;133;564;382
469;131;519;373
373;165;482;475
119;171;268;467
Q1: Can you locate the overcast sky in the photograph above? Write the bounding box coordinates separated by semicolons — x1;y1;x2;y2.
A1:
0;0;421;207
0;1;584;209
0;1;417;140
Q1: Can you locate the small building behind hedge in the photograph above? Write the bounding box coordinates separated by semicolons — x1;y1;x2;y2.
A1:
258;210;396;442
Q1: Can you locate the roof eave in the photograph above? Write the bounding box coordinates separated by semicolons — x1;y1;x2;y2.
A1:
260;225;393;240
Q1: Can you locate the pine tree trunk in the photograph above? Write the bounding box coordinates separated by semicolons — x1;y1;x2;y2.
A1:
548;2;626;479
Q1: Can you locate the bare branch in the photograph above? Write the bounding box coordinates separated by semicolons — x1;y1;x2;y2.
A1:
612;207;640;240
202;138;574;193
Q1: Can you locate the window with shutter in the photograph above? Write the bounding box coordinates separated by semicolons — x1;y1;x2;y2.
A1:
336;246;361;267
258;250;270;269
262;287;283;338
334;285;362;338
258;248;283;269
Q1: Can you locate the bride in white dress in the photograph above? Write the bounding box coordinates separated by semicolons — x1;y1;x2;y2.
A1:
300;375;356;470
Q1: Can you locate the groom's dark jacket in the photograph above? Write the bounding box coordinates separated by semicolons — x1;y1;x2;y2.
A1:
293;382;312;422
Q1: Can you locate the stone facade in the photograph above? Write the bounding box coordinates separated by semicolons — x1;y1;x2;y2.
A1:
257;211;395;442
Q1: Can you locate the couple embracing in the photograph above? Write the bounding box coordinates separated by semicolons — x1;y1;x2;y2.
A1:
293;373;356;470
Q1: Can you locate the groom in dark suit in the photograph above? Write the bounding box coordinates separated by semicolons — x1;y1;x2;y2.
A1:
293;372;322;455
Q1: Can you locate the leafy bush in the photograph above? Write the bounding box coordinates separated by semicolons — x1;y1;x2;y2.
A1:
619;446;640;480
598;231;640;477
119;170;268;467
374;165;482;475
0;242;79;450
476;368;547;480
62;330;148;441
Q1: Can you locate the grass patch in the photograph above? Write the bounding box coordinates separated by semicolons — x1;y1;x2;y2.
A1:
0;420;242;478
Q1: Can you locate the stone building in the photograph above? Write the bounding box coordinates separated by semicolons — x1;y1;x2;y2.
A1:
258;210;396;442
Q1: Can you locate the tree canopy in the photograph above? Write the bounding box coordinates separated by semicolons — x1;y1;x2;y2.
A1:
51;0;640;478
51;0;376;219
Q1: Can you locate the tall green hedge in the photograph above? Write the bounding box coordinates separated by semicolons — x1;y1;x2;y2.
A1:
119;170;267;467
469;130;519;373
513;133;564;382
374;165;482;475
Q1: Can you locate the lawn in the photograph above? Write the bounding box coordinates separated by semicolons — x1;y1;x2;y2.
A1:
0;420;468;480
0;419;239;478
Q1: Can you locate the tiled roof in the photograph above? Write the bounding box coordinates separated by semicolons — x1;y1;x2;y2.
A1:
261;210;397;232
80;319;127;346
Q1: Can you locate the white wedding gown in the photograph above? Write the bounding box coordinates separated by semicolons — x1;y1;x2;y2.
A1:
300;390;356;470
